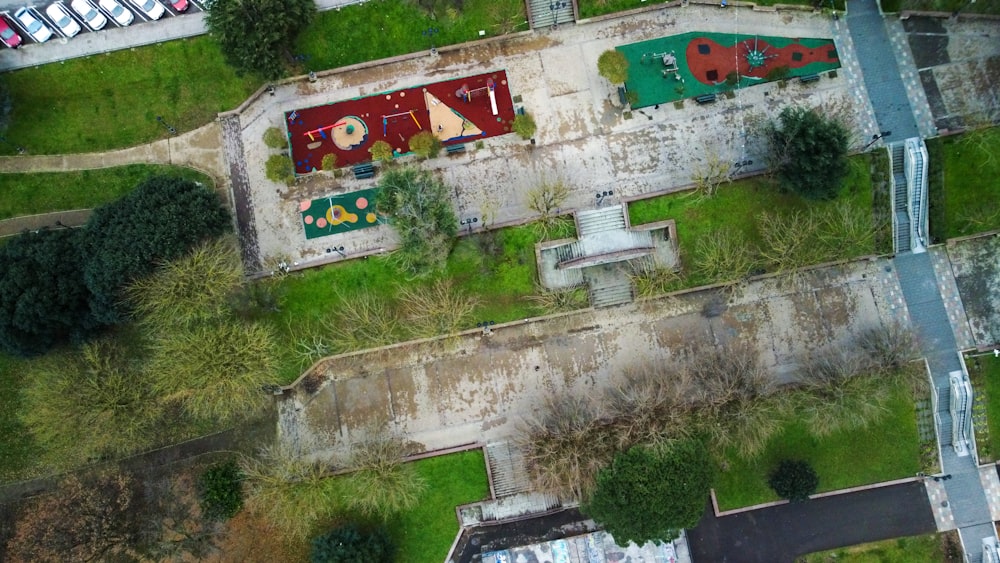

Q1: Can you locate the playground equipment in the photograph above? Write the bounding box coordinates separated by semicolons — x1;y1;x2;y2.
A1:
304;121;346;141
382;110;421;136
741;36;778;70
455;79;498;116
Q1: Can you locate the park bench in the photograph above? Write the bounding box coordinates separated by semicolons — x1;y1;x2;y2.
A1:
695;93;717;105
446;144;467;155
799;73;821;84
353;163;376;180
618;87;628;106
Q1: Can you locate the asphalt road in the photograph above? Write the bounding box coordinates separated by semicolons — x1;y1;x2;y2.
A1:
688;482;938;563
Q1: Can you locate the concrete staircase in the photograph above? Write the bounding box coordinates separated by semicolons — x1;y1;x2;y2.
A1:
528;0;575;29
486;441;532;498
576;205;626;238
589;282;634;308
890;143;911;253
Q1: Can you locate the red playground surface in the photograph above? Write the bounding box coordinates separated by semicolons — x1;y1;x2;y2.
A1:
285;71;516;174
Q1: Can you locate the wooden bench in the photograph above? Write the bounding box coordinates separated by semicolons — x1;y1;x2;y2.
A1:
695;93;717;105
353;164;375;180
799;73;820;84
446;144;467;155
618;87;628;106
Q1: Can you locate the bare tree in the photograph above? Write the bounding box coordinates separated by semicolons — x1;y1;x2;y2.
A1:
341;429;426;519
526;178;571;237
399;279;479;338
528;286;589;313
857;321;918;373
689;144;733;198
693;228;759;284
626;257;684;299
604;365;694;448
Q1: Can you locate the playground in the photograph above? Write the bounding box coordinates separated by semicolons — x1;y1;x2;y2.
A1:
284;71;516;174
617;32;841;109
299;188;384;240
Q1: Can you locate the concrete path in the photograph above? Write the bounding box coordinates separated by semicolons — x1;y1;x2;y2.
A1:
688;482;936;563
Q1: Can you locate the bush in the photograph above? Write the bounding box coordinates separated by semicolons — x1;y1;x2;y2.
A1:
199;460;245;520
765;106;849;200
512;113;536;140
263;127;287;149
369;140;394;163
768;459;819;502
265;154;294;184
311;524;393;563
597;50;629;84
407;131;442;159
321;153;337;171
765;65;790;82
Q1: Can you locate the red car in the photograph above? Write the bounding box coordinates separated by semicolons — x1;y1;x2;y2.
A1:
0;16;22;49
170;0;188;11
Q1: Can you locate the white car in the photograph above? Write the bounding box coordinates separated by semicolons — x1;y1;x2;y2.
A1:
129;0;164;20
98;0;132;26
13;7;53;42
45;3;81;37
70;0;106;30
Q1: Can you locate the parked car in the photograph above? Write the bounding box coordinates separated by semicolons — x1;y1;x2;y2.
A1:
0;16;22;48
45;3;81;37
70;0;106;30
98;0;132;26
129;0;164;20
13;7;53;43
168;0;186;11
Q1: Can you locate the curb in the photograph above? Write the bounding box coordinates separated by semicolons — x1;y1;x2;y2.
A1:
712;476;922;517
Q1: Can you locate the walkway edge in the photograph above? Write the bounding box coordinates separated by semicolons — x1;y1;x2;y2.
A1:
712;476;922;517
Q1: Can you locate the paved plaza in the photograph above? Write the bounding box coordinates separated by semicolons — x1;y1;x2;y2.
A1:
230;5;866;272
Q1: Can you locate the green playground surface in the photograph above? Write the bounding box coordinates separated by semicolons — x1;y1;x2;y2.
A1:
300;188;384;239
617;32;841;109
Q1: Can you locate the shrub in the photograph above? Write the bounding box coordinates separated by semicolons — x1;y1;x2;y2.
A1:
265;154;294;184
512;113;537;140
407;131;442;159
263;127;287;149
768;459;819;502
310;524;393;563
597;50;629;84
765;65;790;82
199;460;245;520
369;140;394;163
321;153;337;171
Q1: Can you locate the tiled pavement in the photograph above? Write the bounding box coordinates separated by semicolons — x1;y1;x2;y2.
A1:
926;476;958;531
930;246;977;351
846;0;920;142
980;465;1000;523
830;17;881;147
884;18;940;139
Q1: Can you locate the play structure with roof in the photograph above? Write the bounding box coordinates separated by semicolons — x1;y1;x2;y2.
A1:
284;71;516;175
299;188;384;240
616;32;841;109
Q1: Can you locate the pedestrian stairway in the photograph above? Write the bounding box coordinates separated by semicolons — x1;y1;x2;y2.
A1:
528;0;574;29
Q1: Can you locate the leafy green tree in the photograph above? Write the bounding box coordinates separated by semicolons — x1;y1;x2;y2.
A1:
765;106;849;200
376;167;458;276
369;140;394;163
263;127;287;149
0;228;99;356
205;0;316;78
407;131;442;158
199;460;245;520
768;459;819;502
266;154;295;183
512;113;536;140
310;524;394;563
81;176;230;325
583;440;712;544
597;49;629;84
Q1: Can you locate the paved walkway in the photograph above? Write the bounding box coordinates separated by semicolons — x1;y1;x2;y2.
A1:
688;482;937;563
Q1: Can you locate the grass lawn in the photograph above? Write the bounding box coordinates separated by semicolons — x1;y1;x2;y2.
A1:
0;165;213;220
579;0;842;19
1;38;259;156
797;533;956;562
268;220;577;384
628;153;880;286
713;381;921;510
926;129;1000;241
295;0;526;71
967;354;1000;463
0;354;42;482
386;449;490;562
900;0;999;13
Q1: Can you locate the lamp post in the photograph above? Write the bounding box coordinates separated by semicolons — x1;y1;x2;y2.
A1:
863;130;892;150
156;116;177;135
596;189;614;207
326;246;346;258
460;217;479;234
422;27;439;55
549;1;567;29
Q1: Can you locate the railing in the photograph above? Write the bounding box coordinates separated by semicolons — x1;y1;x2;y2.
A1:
905;138;929;251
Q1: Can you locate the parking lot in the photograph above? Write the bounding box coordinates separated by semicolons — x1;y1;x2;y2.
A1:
1;0;205;48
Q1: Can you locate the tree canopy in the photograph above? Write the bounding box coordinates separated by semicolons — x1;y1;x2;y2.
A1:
376;167;458;276
0;228;98;356
82;176;230;325
769;459;819;502
597;49;629;84
766;106;850;200
310;524;394;563
583;440;712;544
205;0;316;78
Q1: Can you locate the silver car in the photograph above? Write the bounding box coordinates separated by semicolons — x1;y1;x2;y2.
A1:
13;7;53;42
98;0;132;26
70;0;106;30
45;3;81;37
129;0;164;20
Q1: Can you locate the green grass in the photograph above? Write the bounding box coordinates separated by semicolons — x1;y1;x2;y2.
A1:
1;38;259;156
713;382;921;510
0;166;213;220
295;0;526;71
968;354;1000;463
926;129;1000;241
269;220;576;383
0;354;43;482
797;533;951;563
579;0;843;19
900;0;1000;14
628;153;879;286
386;449;489;563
